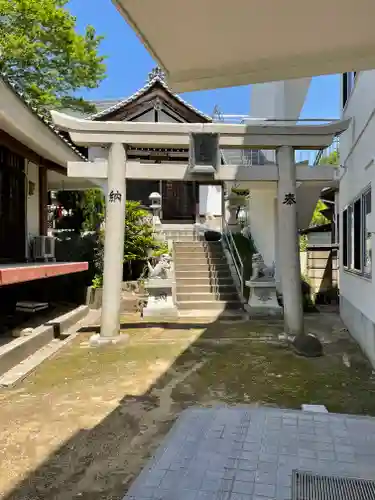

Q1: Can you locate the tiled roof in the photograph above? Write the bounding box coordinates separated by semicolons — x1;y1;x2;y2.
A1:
90;75;212;122
0;73;87;161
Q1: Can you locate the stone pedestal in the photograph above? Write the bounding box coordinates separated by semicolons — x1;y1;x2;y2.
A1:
245;279;282;316
143;278;178;319
90;333;129;347
152;214;162;230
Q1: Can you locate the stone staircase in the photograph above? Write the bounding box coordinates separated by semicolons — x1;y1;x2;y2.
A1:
174;240;243;312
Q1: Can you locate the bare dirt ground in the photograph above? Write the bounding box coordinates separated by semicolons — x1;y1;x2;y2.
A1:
1;307;375;500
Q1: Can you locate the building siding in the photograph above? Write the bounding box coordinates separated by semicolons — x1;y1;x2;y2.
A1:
339;70;375;365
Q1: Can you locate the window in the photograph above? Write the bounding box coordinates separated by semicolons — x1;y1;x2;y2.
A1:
353;198;362;270
342;71;357;108
348;204;353;268
343;209;348;266
342;186;372;278
363;188;372;276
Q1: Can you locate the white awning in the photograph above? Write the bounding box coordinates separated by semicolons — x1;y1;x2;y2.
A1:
113;0;375;92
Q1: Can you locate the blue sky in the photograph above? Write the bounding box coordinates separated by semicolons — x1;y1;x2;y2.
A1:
68;0;340;119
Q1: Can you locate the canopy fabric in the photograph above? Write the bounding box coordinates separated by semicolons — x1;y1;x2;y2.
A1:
113;0;375;92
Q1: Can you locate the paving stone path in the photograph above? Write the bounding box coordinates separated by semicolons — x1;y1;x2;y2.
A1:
124;406;375;500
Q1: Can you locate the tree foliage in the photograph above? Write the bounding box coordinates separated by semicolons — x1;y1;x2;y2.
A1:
54;188;104;233
55;190;81;210
82;189;105;232
123;201;155;262
319;149;340;166
0;0;106;112
311;199;329;227
300;149;339;250
55;190;83;232
308;148;340;227
93;201;161;286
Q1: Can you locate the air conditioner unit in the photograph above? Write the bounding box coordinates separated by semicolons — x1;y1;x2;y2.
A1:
32;236;56;262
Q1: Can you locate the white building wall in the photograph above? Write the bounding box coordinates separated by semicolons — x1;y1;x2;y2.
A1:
250;78;311;120
339;70;375;366
199;185;222;216
247;187;277;266
26;161;40;238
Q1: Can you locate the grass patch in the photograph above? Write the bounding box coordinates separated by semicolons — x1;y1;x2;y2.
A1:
171;341;375;415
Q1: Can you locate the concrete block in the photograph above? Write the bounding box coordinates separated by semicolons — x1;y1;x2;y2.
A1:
86;286;103;309
301;404;328;413
46;305;89;338
0;324;54;376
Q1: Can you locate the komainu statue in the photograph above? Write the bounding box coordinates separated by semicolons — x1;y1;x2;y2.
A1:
251;253;275;281
147;254;171;279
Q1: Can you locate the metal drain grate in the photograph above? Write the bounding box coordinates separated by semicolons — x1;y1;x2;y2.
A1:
292;470;375;500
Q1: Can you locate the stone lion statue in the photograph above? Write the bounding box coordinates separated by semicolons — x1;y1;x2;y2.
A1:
147;253;171;279
251;253;275;281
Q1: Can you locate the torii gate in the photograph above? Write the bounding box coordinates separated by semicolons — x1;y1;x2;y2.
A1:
51;111;349;346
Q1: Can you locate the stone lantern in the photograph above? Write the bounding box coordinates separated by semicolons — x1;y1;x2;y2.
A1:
143;191;177;319
149;191;162;236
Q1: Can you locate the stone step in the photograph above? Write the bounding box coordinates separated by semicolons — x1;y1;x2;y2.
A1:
175;257;225;263
176;270;232;279
166;236;197;242
177;300;242;310
174;252;224;259
174;248;223;254
175;239;223;248
177;276;235;286
176;263;229;271
175;241;222;245
174;254;224;260
175;259;226;267
174;245;223;251
174;252;225;260
164;232;196;237
175;270;231;278
176;291;239;302
176;283;237;294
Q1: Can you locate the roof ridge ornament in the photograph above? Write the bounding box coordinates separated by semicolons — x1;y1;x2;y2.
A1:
147;66;166;83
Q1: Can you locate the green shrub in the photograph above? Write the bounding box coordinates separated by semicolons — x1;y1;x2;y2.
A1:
92;274;103;289
92;201;164;285
299;234;307;251
301;275;318;312
315;286;339;305
123;201;155;262
152;242;169;257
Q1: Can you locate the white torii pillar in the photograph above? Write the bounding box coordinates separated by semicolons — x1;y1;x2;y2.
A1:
276;146;304;336
90;143;128;346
